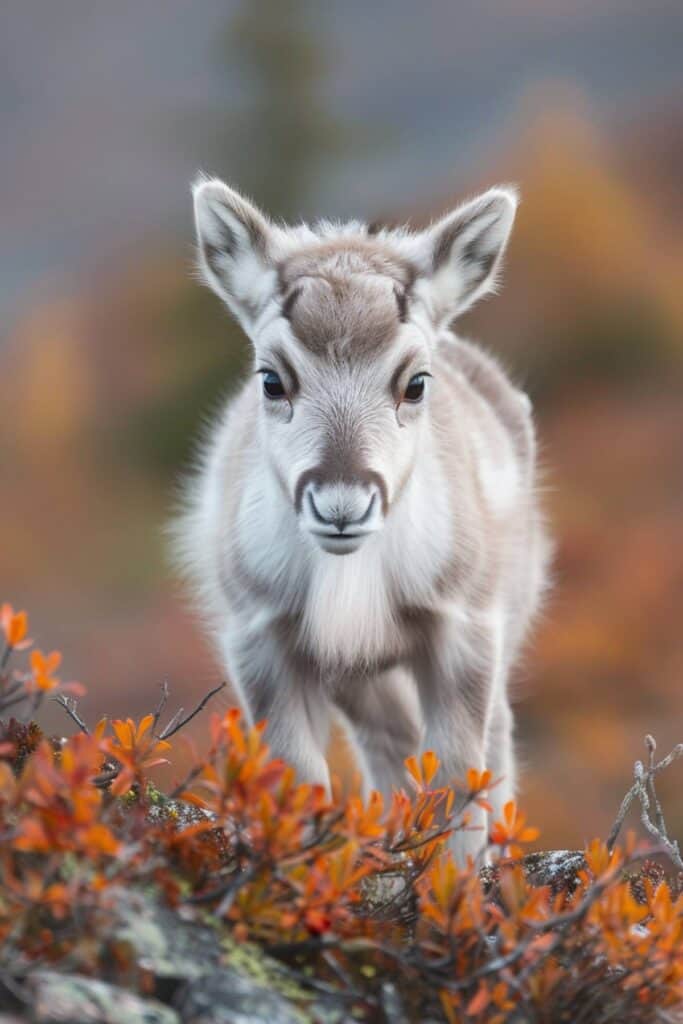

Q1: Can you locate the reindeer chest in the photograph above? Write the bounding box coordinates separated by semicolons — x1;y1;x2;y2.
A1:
293;541;435;674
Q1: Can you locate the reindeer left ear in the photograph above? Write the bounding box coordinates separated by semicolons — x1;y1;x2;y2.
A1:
193;176;277;333
415;186;518;322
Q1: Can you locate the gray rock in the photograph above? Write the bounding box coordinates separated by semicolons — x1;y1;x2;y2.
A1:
109;890;221;984
174;968;303;1024
218;938;348;1024
25;971;179;1024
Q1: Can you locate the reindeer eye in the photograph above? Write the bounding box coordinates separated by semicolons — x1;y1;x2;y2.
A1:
403;373;426;403
262;371;286;400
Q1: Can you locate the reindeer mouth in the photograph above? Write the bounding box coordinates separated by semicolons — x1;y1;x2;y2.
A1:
310;530;370;555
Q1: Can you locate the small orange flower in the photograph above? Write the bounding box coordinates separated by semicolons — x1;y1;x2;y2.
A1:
466;767;492;793
30;649;62;692
110;713;171;761
405;750;441;791
464;767;494;812
1;603;29;649
583;837;622;880
105;714;172;791
490;800;540;857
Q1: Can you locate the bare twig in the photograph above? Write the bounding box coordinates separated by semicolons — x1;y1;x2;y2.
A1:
644;734;667;838
0;643;12;673
0;679;24;701
0;687;27;713
322;949;363;1000
52;694;90;734
607;735;683;877
158;682;227;740
151;680;169;736
159;705;185;738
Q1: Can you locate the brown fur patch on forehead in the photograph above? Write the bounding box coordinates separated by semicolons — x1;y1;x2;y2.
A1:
279;239;414;292
278;240;415;357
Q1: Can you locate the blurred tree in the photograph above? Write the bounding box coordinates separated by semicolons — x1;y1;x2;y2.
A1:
462;96;683;402
214;0;350;218
126;0;357;476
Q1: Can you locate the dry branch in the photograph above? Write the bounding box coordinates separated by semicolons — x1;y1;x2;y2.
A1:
607;734;683;878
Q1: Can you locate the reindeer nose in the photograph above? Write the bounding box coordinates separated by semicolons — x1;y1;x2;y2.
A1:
308;489;377;534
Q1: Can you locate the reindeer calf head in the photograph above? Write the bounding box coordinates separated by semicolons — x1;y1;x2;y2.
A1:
193;178;517;555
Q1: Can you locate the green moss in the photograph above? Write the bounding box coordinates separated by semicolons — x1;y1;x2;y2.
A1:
218;936;356;1022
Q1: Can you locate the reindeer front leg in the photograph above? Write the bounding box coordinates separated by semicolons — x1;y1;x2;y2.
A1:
485;693;516;826
222;620;332;794
412;614;499;865
335;666;423;802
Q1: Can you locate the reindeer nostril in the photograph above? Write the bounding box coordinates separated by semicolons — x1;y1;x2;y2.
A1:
358;492;376;525
307;491;327;525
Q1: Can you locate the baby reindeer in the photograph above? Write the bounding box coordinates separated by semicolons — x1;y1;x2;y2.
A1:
175;177;550;862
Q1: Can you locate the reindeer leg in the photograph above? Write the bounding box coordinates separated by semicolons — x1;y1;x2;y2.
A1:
223;622;332;793
335;666;423;802
411;609;502;865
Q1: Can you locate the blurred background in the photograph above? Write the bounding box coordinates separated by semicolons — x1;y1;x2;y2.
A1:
1;0;682;848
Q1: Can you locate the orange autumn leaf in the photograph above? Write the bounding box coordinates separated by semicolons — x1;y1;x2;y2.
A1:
466;981;491;1015
107;716;171;765
82;823;121;856
29;649;62;692
583;837;622;879
1;603;29;649
466;767;492;793
405;754;422;788
421;750;440;787
405;750;441;791
490;800;540;856
464;767;494;812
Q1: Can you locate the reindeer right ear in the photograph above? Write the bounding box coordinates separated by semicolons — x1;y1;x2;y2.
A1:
193;177;276;330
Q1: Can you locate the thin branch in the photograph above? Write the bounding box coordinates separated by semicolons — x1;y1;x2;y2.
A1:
0;691;28;714
158;682;227;740
322;949;363;1000
634;762;683;875
645;734;667;838
0;643;12;673
151;680;169;736
158;705;185;738
607;735;683;877
52;694;90;734
0;678;24;701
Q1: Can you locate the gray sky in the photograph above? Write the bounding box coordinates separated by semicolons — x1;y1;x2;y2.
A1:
1;0;682;325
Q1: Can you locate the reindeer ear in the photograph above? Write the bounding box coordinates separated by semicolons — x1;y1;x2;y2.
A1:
416;187;518;323
193;176;276;330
